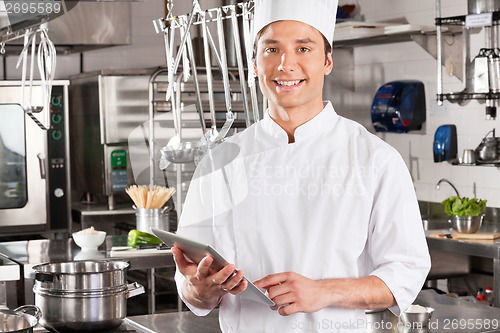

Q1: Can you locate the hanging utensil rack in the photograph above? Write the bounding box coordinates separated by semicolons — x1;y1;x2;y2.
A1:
152;0;261;131
152;1;254;34
1;19;57;131
0;16;49;46
146;1;262;236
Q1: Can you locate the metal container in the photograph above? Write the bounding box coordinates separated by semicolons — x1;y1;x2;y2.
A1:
462;149;476;164
32;260;144;333
467;49;492;94
468;0;500;14
449;215;484;234
489;50;500;93
400;306;434;328
0;306;41;333
136;207;170;233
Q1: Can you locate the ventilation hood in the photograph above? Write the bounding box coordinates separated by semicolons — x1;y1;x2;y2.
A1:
0;1;132;55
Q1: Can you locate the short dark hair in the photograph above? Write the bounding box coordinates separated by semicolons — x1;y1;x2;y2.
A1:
253;22;332;64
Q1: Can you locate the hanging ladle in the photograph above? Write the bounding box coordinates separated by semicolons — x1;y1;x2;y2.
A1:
183;16;206;134
160;13;202;166
230;5;251;127
160;75;202;165
213;7;234;143
199;9;219;145
193;8;235;164
242;2;260;122
164;0;201;102
198;7;235;146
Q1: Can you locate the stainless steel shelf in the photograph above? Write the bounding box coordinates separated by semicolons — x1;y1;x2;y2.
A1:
437;11;500;26
438;92;500;103
435;1;500;106
332;22;436;48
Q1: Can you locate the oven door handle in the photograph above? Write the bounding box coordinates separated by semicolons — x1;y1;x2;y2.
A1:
37;153;46;179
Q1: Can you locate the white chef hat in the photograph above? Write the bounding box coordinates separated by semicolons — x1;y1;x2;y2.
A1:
252;0;339;44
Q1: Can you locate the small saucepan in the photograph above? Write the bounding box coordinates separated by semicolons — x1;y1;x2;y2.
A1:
0;305;41;333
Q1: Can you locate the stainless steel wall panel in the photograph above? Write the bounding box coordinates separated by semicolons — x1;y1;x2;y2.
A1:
70;70;156;200
100;76;151;144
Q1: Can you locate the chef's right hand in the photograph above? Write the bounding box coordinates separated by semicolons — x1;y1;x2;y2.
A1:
171;246;248;309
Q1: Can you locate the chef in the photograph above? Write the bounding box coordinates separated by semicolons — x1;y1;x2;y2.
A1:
172;0;431;331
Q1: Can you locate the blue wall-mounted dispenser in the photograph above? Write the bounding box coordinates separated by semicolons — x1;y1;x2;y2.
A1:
371;80;426;133
433;125;457;162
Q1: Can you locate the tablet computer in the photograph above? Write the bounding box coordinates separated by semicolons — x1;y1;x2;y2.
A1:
151;228;275;306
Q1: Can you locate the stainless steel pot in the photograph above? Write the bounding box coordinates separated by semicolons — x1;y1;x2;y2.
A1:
0;305;41;333
32;260;144;333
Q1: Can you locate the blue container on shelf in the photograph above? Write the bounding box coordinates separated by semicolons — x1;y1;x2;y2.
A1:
433;124;457;162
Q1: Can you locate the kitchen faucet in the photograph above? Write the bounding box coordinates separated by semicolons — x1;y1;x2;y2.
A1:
435;178;461;197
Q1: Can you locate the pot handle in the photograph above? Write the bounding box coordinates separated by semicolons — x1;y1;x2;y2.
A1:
35;272;54;283
126;282;145;299
14;305;42;321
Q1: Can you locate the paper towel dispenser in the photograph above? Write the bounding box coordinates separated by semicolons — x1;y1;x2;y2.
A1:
371;80;426;133
433;124;457;162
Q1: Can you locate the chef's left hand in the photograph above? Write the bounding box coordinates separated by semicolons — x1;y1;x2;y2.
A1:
254;272;327;316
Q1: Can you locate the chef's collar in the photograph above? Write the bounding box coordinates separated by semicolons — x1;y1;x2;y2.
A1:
261;101;338;144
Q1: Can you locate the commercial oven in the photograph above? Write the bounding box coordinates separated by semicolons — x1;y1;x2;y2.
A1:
0;81;70;237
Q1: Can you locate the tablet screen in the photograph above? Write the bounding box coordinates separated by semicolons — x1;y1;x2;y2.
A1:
151;228;275;306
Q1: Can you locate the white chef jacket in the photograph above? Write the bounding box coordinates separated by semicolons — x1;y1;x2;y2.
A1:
175;102;431;333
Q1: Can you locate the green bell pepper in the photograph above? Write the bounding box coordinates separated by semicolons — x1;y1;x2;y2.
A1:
127;229;163;248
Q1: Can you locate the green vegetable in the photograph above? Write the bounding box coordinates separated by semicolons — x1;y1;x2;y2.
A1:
442;196;487;217
127;229;162;247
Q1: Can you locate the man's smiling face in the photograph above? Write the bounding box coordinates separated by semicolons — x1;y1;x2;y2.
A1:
254;20;333;113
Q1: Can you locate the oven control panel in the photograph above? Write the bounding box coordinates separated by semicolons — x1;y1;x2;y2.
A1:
47;85;69;231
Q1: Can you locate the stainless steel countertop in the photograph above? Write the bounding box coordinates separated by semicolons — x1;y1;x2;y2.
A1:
123;290;500;333
0;254;20;281
426;223;500;259
0;236;174;279
125;310;221;333
425;222;500;308
3;236;500;332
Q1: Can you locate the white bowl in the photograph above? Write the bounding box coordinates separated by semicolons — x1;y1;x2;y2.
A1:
72;231;106;250
400;306;434;328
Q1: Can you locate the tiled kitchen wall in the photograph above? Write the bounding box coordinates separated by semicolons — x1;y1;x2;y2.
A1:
329;0;500;208
1;0;499;207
